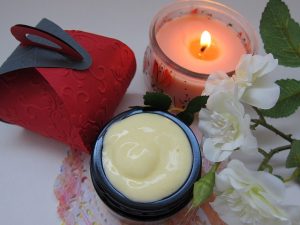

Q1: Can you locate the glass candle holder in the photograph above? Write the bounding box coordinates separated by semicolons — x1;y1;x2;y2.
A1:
143;0;259;108
90;109;201;224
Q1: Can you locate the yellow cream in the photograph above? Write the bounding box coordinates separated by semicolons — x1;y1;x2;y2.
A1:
102;113;192;202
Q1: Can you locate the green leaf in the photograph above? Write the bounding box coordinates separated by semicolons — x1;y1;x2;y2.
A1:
286;140;300;168
261;79;300;118
296;174;300;184
177;112;194;126
192;166;216;207
176;96;208;125
260;0;300;67
186;96;209;114
291;168;300;181
274;174;285;182
143;92;172;111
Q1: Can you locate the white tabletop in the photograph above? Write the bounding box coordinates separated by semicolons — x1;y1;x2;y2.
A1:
1;0;300;224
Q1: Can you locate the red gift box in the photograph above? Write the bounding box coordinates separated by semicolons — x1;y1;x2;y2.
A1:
0;19;136;152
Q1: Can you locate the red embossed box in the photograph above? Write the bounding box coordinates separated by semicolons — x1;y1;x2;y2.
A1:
0;19;136;152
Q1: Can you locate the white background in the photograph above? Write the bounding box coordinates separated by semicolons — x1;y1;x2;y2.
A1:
0;0;300;224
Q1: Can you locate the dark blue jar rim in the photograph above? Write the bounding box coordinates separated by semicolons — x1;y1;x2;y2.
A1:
90;109;201;221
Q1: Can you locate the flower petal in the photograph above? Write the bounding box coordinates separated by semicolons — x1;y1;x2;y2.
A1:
203;71;234;96
199;109;225;138
280;205;300;225
224;160;255;188
239;133;257;154
217;167;250;191
199;92;255;161
215;171;232;192
212;160;294;225
236;54;278;79
254;54;278;78
239;115;258;153
235;54;252;75
207;91;244;116
241;75;280;109
211;197;243;225
255;171;285;201
203;138;232;162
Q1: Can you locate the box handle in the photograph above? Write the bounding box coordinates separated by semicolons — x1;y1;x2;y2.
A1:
11;24;83;61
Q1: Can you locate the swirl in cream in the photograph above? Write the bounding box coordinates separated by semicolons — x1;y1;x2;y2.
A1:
102;113;192;202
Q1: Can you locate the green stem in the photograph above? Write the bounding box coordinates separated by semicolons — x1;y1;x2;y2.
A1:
284;168;300;183
258;148;269;157
258;145;291;171
253;107;266;123
251;107;294;143
264;164;273;173
211;162;221;172
251;119;293;143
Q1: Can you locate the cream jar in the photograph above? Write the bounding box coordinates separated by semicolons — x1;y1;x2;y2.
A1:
90;109;201;223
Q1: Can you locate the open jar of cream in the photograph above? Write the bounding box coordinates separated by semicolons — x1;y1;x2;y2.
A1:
90;109;201;223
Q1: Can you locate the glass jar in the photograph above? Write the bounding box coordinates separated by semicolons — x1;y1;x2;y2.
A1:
90;109;202;224
143;0;259;108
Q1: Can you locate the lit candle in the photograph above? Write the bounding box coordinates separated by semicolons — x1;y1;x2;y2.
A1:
144;1;258;107
190;30;219;61
156;15;246;74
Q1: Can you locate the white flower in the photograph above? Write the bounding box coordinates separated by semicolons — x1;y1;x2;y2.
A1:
202;71;235;96
212;159;300;225
202;54;280;109
234;54;280;109
199;92;257;162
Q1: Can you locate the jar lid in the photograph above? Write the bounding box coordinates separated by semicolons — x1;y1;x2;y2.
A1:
90;109;201;221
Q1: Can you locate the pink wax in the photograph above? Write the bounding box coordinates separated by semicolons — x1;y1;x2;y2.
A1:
144;1;258;108
156;14;246;74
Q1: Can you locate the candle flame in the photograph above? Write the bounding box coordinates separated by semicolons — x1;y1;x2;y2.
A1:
200;30;211;52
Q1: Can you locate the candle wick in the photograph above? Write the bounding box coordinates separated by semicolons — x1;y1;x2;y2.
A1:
200;45;207;53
